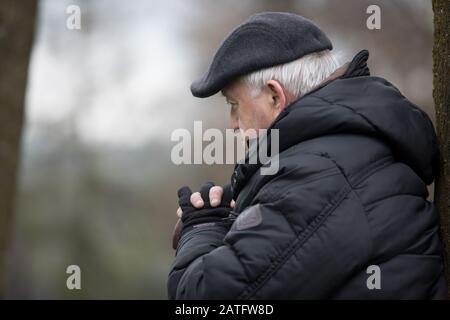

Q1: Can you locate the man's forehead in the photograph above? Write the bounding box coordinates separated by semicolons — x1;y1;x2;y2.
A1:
220;89;230;99
221;87;235;101
221;80;245;100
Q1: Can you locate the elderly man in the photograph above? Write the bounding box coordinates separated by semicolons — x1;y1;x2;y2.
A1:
168;12;447;299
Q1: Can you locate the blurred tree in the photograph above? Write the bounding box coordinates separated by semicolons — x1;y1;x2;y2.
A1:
0;0;37;297
433;0;450;297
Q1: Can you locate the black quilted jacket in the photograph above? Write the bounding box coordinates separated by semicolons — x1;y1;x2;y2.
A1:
168;50;447;299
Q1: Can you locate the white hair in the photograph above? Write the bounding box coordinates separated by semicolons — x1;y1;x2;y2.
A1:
240;49;339;99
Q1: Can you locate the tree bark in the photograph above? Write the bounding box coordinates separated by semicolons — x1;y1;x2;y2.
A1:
0;1;37;297
433;0;450;298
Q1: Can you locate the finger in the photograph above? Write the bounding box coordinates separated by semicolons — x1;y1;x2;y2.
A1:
222;184;233;206
190;192;204;208
200;181;215;202
230;200;236;208
176;207;183;218
177;186;192;206
209;186;223;207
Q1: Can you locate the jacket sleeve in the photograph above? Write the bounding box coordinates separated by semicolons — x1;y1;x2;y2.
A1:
168;158;372;299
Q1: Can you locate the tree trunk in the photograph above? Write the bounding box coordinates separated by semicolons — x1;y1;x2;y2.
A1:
0;0;37;297
433;0;450;298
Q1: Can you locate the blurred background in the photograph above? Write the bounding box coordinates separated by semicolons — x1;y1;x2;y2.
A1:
4;0;434;298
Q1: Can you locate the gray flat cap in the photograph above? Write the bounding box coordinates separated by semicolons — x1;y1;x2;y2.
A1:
191;12;333;98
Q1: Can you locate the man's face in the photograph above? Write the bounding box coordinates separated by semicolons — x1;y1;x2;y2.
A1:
223;80;290;139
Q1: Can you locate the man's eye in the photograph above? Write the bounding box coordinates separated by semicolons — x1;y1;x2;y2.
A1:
230;103;238;115
227;100;236;108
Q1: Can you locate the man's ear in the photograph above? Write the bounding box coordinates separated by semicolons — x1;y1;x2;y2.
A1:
266;80;288;112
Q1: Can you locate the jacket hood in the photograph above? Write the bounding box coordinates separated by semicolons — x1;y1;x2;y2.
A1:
232;50;437;197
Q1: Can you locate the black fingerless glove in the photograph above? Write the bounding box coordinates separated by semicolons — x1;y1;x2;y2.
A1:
172;182;235;249
178;182;233;234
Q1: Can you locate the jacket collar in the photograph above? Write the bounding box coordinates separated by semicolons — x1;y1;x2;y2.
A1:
231;50;371;199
